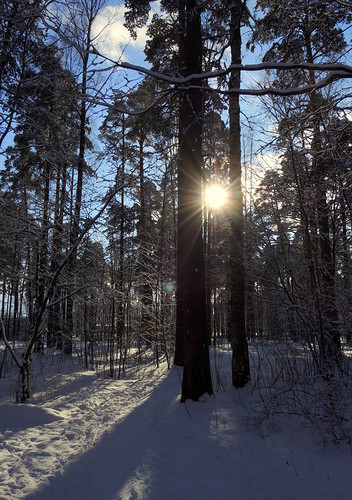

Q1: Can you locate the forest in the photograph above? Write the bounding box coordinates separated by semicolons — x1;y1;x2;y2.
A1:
1;0;352;447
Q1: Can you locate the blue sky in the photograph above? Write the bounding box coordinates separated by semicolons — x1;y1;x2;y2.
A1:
91;1;161;65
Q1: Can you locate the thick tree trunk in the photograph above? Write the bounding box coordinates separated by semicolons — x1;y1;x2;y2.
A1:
305;33;341;368
228;0;250;388
176;0;213;401
19;360;31;403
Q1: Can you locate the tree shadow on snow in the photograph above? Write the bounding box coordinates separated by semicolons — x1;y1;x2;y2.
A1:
0;403;63;433
26;366;238;500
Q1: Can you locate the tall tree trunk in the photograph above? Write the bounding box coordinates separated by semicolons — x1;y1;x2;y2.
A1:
117;116;126;378
174;0;186;367
137;132;153;347
64;31;90;355
305;32;341;368
48;164;66;348
205;210;212;345
228;0;250;388
177;0;213;402
35;160;50;353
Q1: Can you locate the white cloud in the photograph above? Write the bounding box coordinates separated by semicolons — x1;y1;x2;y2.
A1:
255;152;281;172
242;152;281;198
92;2;160;61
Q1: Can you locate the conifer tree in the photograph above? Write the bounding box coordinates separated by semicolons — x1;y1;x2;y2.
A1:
249;0;351;373
124;0;213;400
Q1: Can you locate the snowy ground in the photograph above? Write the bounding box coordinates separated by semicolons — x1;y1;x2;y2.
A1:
1;347;352;499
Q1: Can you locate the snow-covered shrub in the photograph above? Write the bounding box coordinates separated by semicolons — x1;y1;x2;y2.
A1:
245;340;352;446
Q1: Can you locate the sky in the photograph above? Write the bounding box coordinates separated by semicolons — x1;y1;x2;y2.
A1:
87;0;275;187
91;1;161;63
0;0;271;172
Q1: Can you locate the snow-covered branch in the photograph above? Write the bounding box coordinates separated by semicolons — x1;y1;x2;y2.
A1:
90;46;352;102
42;10;352;109
93;46;352;88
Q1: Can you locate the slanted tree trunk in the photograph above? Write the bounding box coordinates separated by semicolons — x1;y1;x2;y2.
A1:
228;0;250;388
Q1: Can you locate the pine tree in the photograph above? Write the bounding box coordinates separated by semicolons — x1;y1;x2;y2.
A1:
124;0;213;400
249;0;351;374
227;0;250;387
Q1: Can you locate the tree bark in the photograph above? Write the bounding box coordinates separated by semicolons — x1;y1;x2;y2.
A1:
176;0;213;401
305;31;341;369
174;0;186;367
228;0;250;388
117;115;126;378
64;4;93;355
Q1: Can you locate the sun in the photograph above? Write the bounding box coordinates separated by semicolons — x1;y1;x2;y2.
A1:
205;184;228;209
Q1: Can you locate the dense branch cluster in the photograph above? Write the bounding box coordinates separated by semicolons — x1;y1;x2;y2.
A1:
0;0;352;439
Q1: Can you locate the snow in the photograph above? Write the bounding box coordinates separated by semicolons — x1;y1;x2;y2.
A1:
1;348;352;500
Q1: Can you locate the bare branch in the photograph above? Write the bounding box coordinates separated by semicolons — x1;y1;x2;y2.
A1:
0;318;22;369
22;182;124;363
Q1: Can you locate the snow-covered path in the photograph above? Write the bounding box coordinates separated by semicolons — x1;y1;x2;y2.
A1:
1;359;352;499
0;363;168;499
